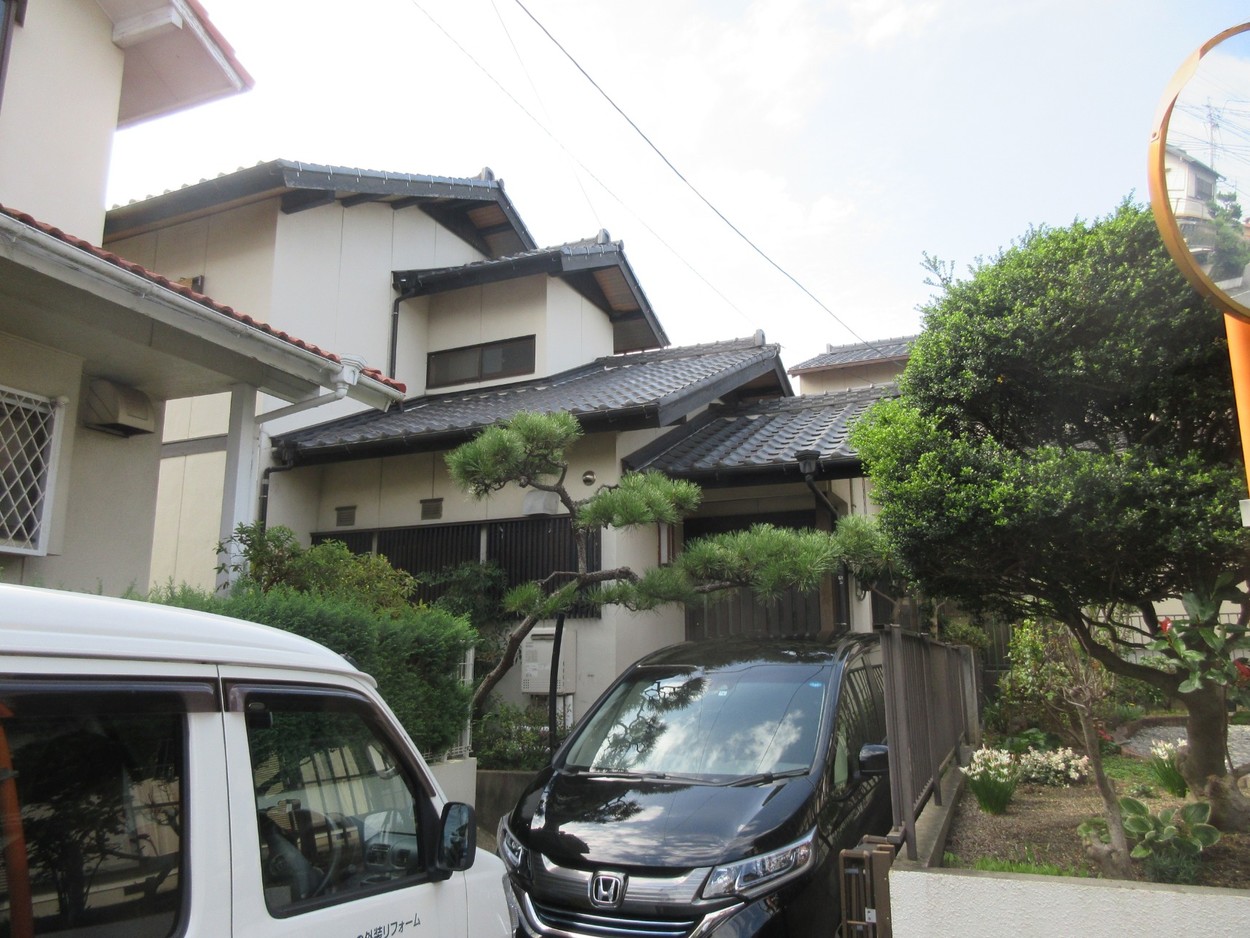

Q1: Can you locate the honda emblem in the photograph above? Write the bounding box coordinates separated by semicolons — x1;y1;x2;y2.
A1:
589;872;626;909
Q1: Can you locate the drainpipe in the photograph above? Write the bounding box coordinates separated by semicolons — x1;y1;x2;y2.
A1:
257;461;294;531
795;450;851;630
390;285;420;379
255;356;365;425
253;356;364;531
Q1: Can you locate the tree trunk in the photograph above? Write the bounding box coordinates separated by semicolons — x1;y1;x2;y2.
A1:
1077;707;1133;879
471;613;540;720
1181;685;1250;831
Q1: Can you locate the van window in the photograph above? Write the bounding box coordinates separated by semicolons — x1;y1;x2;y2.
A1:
0;686;195;937
239;689;435;916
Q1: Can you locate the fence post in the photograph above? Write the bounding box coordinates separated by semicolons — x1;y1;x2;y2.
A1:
881;625;918;861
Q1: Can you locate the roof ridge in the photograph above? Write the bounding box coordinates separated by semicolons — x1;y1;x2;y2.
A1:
111;158;506;209
600;335;772;364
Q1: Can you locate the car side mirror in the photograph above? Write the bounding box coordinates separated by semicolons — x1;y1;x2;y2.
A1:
856;743;889;779
436;802;477;874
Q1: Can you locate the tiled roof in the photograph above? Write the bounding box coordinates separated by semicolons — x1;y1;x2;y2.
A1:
0;203;405;394
392;232;667;351
623;385;895;482
273;336;788;464
788;336;916;375
106;159;535;258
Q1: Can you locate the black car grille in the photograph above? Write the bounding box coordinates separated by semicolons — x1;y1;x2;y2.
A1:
531;900;697;938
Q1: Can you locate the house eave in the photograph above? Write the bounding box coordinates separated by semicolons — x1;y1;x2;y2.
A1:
1;212;402;409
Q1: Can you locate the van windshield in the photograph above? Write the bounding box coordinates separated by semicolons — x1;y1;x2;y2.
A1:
560;663;829;780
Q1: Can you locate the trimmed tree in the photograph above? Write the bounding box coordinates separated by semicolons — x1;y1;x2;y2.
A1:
851;202;1250;829
446;411;842;718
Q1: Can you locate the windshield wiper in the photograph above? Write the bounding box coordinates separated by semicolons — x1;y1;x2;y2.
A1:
560;767;713;784
724;767;809;787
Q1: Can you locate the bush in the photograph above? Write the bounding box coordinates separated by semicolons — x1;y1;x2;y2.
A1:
150;583;474;756
962;747;1018;814
473;701;565;770
1017;747;1090;787
1001;727;1057;755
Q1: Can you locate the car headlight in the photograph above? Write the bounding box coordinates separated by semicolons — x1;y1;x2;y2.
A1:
701;830;816;899
498;820;526;872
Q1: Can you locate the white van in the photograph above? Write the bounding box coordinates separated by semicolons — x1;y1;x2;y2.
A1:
0;584;510;937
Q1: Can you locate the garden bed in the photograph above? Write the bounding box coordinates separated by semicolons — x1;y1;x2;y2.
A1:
942;774;1250;888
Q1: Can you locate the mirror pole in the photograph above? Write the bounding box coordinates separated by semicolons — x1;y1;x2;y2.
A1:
1225;313;1250;525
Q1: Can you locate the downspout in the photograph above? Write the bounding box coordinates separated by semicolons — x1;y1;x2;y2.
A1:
257;460;294;531
253;356;364;531
390;285;420;379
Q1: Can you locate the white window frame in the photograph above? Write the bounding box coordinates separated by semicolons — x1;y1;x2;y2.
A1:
0;383;65;556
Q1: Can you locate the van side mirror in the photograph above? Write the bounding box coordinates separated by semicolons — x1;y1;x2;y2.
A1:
435;802;477;874
856;743;889;779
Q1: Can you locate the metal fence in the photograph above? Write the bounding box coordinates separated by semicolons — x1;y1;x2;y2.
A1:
879;625;979;861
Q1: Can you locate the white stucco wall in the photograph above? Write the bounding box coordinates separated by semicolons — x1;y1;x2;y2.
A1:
795;361;903;394
544;279;616;375
0;0;121;239
0;333;162;595
890;867;1250;937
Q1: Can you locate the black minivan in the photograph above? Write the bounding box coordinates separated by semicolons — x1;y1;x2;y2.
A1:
497;636;892;937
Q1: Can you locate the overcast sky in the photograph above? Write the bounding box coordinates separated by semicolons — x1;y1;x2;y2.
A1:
107;1;1250;371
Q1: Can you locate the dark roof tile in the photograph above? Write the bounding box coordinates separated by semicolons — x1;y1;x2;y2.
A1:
624;385;895;481
788;336;916;374
274;336;787;463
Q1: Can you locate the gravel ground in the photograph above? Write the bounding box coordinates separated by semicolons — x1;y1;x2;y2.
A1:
1124;723;1250;767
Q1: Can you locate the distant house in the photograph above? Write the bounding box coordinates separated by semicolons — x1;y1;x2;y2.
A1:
1163;145;1222;268
0;2;400;593
787;336;915;394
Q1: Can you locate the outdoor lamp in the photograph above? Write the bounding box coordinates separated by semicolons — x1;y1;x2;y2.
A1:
795;450;821;479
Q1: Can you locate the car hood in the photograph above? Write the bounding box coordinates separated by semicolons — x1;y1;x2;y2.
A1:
509;769;816;868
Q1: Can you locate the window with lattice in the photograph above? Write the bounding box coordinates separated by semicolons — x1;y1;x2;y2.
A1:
0;385;63;555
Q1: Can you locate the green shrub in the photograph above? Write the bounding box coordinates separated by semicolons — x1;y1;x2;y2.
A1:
150;583;474;756
473;700;564;770
941;621;989;652
1002;727;1057;755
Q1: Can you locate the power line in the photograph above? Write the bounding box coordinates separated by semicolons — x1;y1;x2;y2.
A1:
404;0;759;333
508;0;878;351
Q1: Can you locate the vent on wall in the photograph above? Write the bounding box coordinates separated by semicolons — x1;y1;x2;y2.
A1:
421;498;443;521
335;505;356;527
82;379;155;436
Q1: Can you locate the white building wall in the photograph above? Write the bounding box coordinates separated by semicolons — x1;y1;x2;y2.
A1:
0;0;121;239
545;279;616;375
795;361;903;394
0;333;162;595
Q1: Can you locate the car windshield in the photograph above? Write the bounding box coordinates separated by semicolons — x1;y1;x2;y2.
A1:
560;662;829;780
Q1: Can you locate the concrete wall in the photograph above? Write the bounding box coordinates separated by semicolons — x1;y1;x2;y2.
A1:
0;0;121;238
890;866;1250;936
429;757;479;808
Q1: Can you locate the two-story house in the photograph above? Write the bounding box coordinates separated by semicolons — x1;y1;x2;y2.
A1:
0;0;402;594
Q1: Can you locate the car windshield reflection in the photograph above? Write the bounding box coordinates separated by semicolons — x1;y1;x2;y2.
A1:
559;664;829;782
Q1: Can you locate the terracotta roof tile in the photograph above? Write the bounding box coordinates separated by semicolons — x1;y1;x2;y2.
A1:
0;203;405;394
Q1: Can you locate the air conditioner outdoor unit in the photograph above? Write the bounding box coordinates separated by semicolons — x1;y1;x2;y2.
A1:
83;379;156;436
